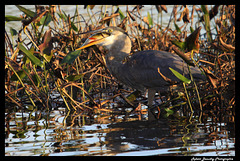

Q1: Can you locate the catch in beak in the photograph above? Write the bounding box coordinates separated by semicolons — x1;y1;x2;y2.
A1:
76;28;112;51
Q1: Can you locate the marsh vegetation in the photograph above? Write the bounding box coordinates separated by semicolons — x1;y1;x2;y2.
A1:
5;5;235;156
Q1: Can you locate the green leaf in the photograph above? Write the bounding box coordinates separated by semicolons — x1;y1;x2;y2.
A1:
57;13;67;21
38;30;53;62
165;108;174;114
23;47;34;65
10;27;18;36
171;40;186;50
164;108;174;117
201;5;212;42
60;50;81;64
88;79;101;93
190;26;194;33
18;43;43;67
31;73;40;87
126;90;142;102
43;51;53;62
174;23;181;33
10;70;26;81
62;10;68;21
169;67;191;84
185;26;202;52
201;5;208;14
147;12;153;27
40;13;52;26
71;21;78;32
5;15;23;21
118;7;125;20
15;5;36;18
65;74;84;82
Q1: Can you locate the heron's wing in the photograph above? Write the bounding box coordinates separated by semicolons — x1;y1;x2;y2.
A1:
122;50;204;91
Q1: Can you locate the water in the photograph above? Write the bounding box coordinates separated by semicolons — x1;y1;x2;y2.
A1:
5;5;171;30
5;107;235;156
5;5;234;156
5;5;213;36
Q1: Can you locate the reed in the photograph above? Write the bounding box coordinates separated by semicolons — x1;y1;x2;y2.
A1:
5;5;235;118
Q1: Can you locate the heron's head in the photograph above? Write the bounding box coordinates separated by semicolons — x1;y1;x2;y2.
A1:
77;26;129;51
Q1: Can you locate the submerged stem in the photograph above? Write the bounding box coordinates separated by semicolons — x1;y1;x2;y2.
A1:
183;82;193;113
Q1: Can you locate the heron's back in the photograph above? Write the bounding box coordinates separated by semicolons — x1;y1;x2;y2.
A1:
118;50;205;92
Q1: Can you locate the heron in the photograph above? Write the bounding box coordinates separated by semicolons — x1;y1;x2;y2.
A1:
77;26;205;119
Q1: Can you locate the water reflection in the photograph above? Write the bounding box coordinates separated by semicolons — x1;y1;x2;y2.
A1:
5;107;235;156
105;113;235;156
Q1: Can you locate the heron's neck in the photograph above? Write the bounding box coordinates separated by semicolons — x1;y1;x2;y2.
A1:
105;34;131;77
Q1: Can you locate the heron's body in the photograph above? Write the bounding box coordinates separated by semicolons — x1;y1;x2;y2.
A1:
107;49;204;93
77;26;205;118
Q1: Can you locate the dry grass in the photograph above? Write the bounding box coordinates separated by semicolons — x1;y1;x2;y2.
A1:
5;5;235;116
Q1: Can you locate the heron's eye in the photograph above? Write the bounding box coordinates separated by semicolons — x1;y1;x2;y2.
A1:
107;28;113;33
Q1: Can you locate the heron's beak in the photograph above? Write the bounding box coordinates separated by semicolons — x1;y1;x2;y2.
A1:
76;30;111;50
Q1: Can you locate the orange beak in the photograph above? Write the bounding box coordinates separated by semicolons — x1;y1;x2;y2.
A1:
76;31;110;50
